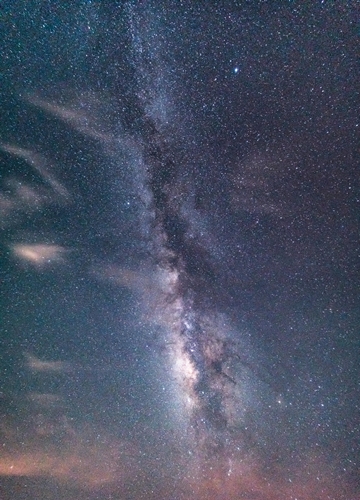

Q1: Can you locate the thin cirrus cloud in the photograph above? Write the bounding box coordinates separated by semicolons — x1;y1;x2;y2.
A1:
0;434;135;490
0;354;138;493
0;143;70;200
0;179;47;228
25;353;72;373
27;392;64;408
178;450;353;500
28;93;114;144
12;243;68;266
91;263;152;291
0;143;70;229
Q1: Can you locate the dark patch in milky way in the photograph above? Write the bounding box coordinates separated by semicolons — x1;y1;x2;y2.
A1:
139;114;242;453
143;119;215;281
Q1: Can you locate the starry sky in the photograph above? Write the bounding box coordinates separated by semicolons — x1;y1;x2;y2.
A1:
0;2;359;499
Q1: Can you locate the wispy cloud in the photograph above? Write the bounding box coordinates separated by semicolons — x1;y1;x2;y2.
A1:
91;263;152;290
27;392;64;408
230;151;290;217
0;143;70;199
0;355;138;491
0;143;70;228
183;453;352;500
12;244;67;266
28;93;114;143
0;179;46;227
25;353;72;373
0;435;135;489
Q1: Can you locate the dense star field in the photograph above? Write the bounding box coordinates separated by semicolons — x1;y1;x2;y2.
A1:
0;2;359;499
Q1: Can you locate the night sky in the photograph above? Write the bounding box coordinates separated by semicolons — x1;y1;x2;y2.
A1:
0;2;359;499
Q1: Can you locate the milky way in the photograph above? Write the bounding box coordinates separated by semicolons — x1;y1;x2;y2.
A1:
0;2;359;499
126;3;264;461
